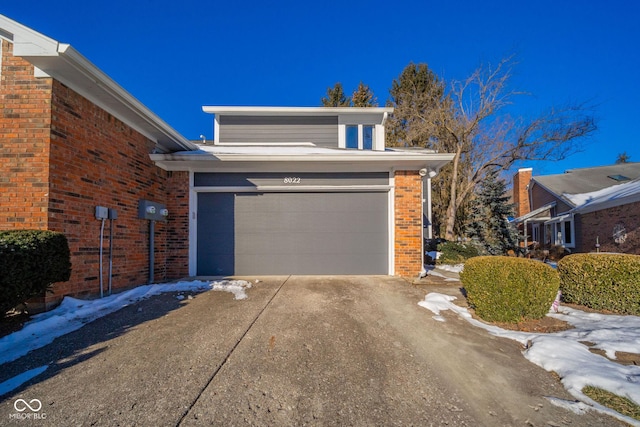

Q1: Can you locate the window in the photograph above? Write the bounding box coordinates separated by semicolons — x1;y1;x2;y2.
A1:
346;125;358;149
550;217;574;248
342;124;376;150
608;174;630;182
544;224;552;245
563;220;573;245
532;224;540;243
363;125;374;150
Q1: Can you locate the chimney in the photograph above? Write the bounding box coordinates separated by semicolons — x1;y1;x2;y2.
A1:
513;168;532;217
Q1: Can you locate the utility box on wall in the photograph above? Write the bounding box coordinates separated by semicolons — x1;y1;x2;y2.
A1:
138;200;169;222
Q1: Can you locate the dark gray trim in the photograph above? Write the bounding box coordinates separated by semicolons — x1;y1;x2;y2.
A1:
194;172;389;187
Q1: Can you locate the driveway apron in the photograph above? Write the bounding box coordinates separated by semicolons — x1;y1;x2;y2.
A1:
0;276;624;426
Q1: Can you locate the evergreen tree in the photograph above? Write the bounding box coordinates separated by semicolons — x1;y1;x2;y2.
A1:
615;152;631;164
467;169;519;255
386;62;449;148
351;82;377;107
321;83;351;107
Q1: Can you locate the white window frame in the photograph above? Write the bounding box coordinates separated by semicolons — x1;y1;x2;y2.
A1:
340;124;376;150
531;223;540;243
338;116;385;151
551;215;575;248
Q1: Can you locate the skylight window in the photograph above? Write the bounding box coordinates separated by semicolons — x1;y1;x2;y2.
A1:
607;174;631;182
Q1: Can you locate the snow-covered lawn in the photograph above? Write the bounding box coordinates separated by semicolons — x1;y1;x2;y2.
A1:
0;279;252;396
419;293;640;426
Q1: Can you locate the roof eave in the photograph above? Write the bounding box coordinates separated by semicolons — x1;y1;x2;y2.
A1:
150;152;454;172
1;14;196;153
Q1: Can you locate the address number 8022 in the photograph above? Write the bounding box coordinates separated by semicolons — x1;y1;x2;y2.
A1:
283;177;301;184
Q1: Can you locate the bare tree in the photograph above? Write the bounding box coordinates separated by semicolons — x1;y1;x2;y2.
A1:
387;57;597;239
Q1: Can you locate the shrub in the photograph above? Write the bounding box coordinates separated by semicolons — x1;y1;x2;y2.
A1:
437;241;480;264
0;230;71;315
460;256;560;323
557;253;640;315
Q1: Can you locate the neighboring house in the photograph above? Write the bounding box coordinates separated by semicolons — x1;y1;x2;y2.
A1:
512;163;640;254
1;15;453;309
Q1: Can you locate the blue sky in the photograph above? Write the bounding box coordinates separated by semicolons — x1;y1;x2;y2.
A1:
3;0;639;176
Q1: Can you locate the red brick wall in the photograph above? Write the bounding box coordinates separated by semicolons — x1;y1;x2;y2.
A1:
0;40;52;229
512;168;531;217
577;201;640;255
166;171;190;278
46;80;188;301
1;40;190;307
394;171;422;277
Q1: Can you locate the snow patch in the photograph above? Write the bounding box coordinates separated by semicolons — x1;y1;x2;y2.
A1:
419;293;640;426
0;365;48;396
0;280;252;365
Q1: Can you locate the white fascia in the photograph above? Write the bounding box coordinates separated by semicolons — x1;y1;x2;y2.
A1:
203;106;393;116
1;14;195;153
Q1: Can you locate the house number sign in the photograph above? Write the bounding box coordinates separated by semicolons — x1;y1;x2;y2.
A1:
283;177;302;184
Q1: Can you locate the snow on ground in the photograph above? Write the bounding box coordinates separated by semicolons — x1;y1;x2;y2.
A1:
0;365;48;396
0;279;252;368
426;269;460;282
419;293;640;426
435;264;464;273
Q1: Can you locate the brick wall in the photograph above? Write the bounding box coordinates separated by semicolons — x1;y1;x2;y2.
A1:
1;39;190;307
46;80;189;302
166;171;190;279
512;168;532;217
0;40;52;229
394;170;422;277
578;201;640;255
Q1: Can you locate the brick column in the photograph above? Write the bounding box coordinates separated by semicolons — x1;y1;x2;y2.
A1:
394;170;423;277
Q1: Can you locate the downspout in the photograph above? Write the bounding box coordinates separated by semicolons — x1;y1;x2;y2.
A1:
418;167;435;279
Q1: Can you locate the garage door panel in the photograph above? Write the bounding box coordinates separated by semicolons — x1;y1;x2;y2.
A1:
197;191;388;275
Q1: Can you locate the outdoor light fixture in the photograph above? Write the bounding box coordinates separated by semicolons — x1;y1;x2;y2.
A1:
419;168;438;178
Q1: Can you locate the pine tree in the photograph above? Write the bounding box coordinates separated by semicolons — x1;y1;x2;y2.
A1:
467;169;519;255
321;83;351;107
615;152;631;164
351;82;377;107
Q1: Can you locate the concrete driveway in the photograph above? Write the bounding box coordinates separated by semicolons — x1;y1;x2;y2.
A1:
0;276;624;426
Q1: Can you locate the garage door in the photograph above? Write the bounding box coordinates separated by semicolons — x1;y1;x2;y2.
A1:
196;191;388;275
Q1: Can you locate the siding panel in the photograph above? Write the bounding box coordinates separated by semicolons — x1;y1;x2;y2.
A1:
219;115;338;147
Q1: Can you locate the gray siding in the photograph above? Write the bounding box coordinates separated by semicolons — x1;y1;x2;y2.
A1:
219;115;338;147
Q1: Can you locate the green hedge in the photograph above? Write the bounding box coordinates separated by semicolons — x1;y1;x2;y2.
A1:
557;253;640;315
0;230;71;314
437;241;480;264
460;256;560;323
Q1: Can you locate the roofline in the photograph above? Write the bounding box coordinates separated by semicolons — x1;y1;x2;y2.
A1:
202;106;394;116
512;201;556;223
572;179;640;214
150;151;454;172
530;178;577;208
1;14;196;153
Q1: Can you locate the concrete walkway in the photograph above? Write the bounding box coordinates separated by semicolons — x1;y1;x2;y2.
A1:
0;276;624;426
